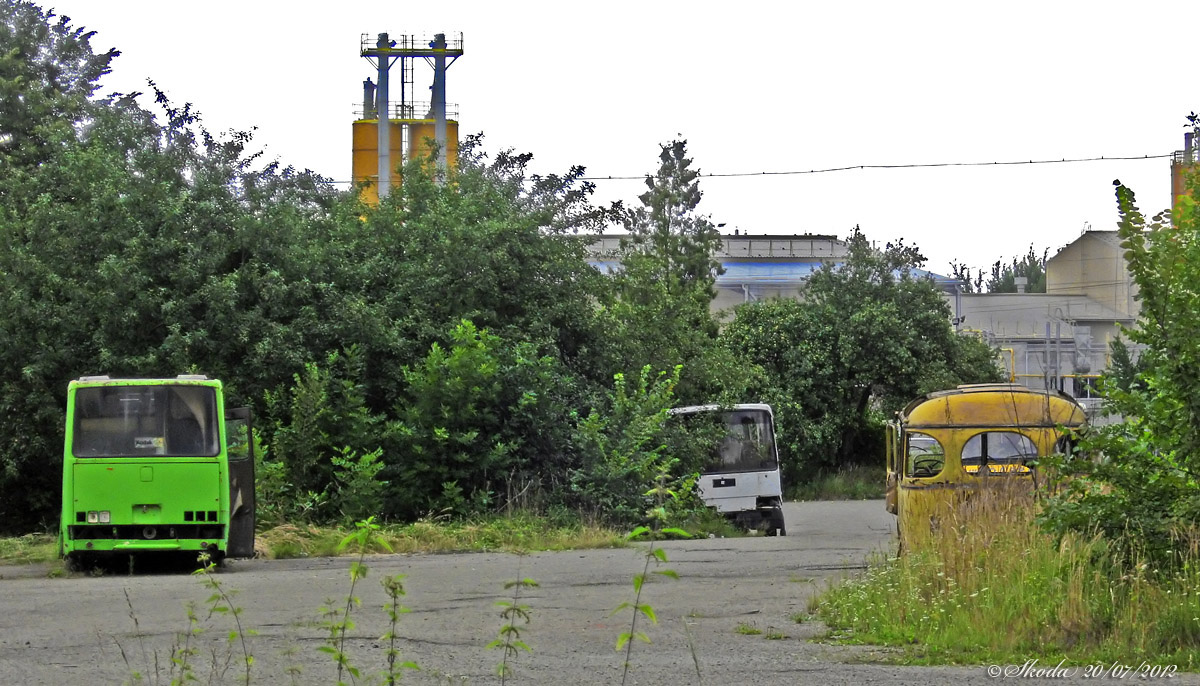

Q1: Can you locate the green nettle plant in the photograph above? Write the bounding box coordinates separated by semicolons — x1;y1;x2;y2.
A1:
570;365;682;525
487;557;538;683
193;553;255;685
379;573;419;685
115;588;151;686
329;446;388;524
114;554;254;686
612;462;694;685
317;517;400;685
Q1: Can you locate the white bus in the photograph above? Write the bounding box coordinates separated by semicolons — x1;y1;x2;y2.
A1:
668;403;786;536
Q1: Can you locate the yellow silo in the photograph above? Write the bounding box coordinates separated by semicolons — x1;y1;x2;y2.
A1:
352;119;404;205
407;119;459;171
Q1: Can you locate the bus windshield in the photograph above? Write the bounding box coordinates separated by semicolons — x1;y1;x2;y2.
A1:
72;385;219;457
670;407;778;474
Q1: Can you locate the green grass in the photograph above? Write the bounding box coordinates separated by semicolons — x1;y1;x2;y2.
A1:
0;533;59;565
813;486;1200;669
734;622;763;635
0;513;628;567
1;507;742;567
668;506;745;539
256;512;627;559
790;463;885;501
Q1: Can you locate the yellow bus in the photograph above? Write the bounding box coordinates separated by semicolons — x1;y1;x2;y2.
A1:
885;383;1085;549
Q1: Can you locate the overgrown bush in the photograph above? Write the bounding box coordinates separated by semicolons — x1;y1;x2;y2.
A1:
568;366;685;526
1040;163;1200;570
0;3;998;533
819;486;1200;665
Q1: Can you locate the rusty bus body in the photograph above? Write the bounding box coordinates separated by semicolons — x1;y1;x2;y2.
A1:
885;384;1086;549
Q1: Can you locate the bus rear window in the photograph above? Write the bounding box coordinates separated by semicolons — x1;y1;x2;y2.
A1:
961;431;1038;474
72;385;219;457
668;408;778;474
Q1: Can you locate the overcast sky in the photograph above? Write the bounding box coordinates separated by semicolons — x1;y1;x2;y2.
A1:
47;1;1197;275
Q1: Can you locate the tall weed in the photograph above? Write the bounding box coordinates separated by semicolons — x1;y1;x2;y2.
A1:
817;485;1200;666
611;463;692;684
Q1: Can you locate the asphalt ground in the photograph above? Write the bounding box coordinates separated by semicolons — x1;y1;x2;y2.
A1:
0;500;1193;685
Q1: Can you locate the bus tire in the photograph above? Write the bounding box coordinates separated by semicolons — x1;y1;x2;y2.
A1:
765;507;787;537
64;552;94;573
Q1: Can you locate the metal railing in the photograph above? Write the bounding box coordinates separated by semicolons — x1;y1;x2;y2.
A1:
360;32;464;55
352;101;460;121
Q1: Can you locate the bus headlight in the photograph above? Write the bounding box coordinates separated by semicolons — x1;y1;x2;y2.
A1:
86;511;98;523
98;511;110;523
86;511;111;523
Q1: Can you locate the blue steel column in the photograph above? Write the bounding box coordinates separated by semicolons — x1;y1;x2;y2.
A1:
375;33;392;199
431;33;447;175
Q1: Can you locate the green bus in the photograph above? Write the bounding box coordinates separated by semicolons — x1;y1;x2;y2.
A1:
59;375;256;567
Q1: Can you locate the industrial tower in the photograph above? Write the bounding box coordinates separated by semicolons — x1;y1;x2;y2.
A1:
354;32;463;203
1172;130;1198;210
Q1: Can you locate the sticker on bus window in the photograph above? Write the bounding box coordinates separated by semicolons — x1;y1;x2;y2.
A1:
134;437;165;451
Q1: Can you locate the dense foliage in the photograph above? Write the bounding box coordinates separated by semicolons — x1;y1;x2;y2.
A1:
612;140;759;405
1041;171;1200;567
949;244;1049;293
721;229;1003;481
0;2;1006;531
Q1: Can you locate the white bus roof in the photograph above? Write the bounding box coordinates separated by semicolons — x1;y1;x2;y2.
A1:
669;403;773;415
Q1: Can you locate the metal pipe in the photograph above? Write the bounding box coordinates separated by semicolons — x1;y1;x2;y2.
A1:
1045;322;1052;391
376;33;391;199
954;284;962;331
362;79;376;118
1055;321;1062;392
431;33;448;176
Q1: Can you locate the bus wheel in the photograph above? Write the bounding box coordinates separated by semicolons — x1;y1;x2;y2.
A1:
764;507;787;537
64;552;95;573
64;553;81;572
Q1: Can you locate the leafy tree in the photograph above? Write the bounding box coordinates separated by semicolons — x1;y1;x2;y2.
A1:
354;143;636;518
949;245;1048;293
1042;173;1200;566
986;244;1049;293
0;27;342;528
0;4;773;530
611;139;755;404
263;347;382;518
0;2;364;499
0;1;117;166
0;10;624;526
567;365;682;526
352;137;622;407
948;259;985;293
620;139;724;304
1104;337;1148;395
722;228;1002;480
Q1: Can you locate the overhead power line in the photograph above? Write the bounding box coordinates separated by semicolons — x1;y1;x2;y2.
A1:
577;152;1175;181
326;151;1175;185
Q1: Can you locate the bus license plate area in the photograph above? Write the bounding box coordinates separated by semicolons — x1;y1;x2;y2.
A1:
712;477;737;488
